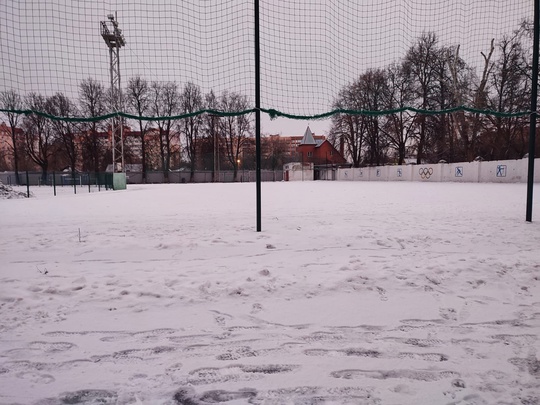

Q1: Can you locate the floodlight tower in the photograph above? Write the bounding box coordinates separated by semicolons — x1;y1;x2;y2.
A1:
100;13;126;173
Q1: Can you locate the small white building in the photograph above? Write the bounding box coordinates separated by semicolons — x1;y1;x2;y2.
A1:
283;162;314;181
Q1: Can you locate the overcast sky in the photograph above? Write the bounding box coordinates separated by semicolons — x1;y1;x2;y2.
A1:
0;0;533;136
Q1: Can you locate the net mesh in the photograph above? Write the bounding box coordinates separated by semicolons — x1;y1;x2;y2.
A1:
260;0;533;118
0;0;535;120
0;0;255;113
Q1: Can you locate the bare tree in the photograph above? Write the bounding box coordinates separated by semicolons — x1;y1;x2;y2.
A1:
146;129;164;171
219;91;252;181
0;89;24;183
427;45;455;162
449;41;494;161
329;84;367;168
23;93;56;183
403;32;441;164
486;34;530;159
79;78;108;173
151;81;180;181
179;82;204;182
329;69;390;166
262;134;290;171
515;18;537;89
126;76;152;182
384;62;417;164
357;68;391;166
201;90;222;181
46;93;80;180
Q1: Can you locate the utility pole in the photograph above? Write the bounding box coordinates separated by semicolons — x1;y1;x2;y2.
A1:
101;13;126;174
254;0;262;231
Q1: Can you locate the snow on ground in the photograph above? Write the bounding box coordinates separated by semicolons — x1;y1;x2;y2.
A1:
0;181;539;405
0;181;30;199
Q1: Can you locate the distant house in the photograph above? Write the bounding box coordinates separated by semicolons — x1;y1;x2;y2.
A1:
296;126;347;167
265;133;326;157
284;127;348;181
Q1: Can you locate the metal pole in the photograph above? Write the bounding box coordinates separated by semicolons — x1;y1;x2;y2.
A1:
254;0;262;232
101;14;125;175
53;171;56;196
526;0;539;222
109;46;117;172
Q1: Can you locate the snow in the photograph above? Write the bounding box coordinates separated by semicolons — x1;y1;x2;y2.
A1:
1;181;539;405
0;181;29;199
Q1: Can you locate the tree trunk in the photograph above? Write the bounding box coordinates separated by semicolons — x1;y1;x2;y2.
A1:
190;164;195;183
417;116;426;164
138;120;147;183
13;141;20;185
398;143;406;165
40;163;48;185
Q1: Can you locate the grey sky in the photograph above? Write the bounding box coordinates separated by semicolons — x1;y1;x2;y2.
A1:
0;0;533;135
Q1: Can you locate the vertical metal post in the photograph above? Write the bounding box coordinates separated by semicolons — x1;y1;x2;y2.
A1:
101;14;126;174
53;171;56;196
254;0;262;232
527;0;539;222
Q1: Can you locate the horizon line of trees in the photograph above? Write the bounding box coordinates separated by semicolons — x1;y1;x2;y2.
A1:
1;20;539;182
328;19;539;167
0;80;294;184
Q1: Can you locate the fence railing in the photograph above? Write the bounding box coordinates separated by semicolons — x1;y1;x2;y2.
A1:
0;169;283;197
2;172;113;187
0;171;115;197
127;170;283;184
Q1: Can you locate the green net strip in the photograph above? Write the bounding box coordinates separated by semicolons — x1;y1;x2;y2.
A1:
0;106;533;123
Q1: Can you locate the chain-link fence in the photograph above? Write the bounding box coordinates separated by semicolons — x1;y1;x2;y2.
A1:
131;170;282;184
0;171;115;197
0;169;283;197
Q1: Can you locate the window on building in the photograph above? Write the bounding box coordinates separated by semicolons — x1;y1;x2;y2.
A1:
330;150;334;156
307;152;313;157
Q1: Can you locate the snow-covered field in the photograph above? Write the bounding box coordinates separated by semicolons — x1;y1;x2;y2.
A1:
1;181;539;405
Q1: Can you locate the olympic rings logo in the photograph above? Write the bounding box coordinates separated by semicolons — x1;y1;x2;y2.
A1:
419;167;434;179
